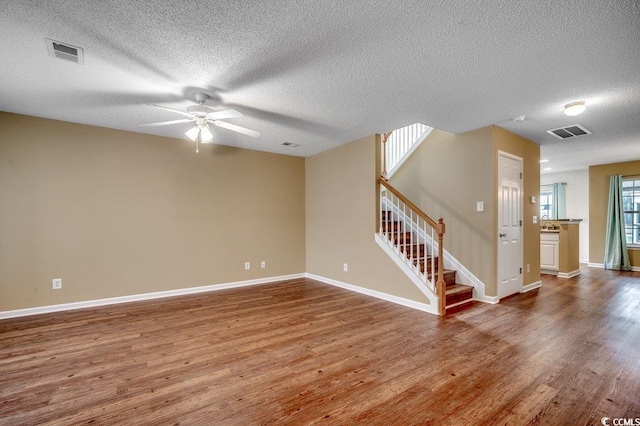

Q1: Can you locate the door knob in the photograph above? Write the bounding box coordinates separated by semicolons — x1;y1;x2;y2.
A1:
499;233;507;237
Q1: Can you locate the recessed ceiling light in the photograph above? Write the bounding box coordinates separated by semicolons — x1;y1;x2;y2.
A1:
564;101;586;116
543;167;552;171
539;159;549;163
512;115;525;122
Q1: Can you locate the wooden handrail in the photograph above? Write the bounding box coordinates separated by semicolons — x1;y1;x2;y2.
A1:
379;178;440;230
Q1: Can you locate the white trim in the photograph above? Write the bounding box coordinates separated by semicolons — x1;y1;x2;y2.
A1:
0;273;305;320
305;273;437;315
386;127;433;179
557;270;581;279
586;262;639;272
482;295;500;304
579;258;589;264
521;281;542;292
540;268;559;275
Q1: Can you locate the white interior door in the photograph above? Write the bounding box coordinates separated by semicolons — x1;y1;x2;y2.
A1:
498;152;523;299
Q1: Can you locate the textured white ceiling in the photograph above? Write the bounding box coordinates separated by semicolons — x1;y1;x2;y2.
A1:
1;1;639;172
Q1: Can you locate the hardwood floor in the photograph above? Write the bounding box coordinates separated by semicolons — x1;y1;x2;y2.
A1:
1;268;640;425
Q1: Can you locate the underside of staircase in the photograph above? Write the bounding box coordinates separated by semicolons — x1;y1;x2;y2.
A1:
382;211;475;313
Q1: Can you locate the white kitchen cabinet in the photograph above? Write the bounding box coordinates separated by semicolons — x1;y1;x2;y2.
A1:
540;232;559;273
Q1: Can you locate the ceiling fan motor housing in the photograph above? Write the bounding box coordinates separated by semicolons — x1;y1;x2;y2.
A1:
193;92;209;104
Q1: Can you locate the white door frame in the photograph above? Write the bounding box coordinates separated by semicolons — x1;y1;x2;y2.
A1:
497;150;524;299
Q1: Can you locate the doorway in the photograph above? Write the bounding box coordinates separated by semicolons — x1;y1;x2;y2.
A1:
497;151;523;298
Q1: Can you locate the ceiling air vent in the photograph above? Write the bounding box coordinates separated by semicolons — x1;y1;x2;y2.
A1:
45;38;84;64
282;142;300;147
546;124;591;140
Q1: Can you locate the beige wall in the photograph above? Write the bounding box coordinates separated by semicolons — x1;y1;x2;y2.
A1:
0;112;306;311
390;127;496;290
305;135;431;304
589;160;640;266
390;126;540;296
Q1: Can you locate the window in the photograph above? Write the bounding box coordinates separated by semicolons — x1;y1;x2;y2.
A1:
622;177;640;246
540;185;553;219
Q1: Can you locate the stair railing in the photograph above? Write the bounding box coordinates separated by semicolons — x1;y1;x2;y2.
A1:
379;178;446;315
381;123;431;179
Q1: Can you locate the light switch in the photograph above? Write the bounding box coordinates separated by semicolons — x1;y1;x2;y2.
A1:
476;201;484;212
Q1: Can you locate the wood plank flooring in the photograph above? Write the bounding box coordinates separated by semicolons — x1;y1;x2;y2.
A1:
1;268;640;425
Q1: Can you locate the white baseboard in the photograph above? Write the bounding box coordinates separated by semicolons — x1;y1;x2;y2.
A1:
557;270;581;279
0;273;306;320
305;273;438;315
585;262;639;272
480;295;500;304
521;281;542;292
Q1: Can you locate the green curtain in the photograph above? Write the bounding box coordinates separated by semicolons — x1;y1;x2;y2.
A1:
604;175;631;270
552;182;566;219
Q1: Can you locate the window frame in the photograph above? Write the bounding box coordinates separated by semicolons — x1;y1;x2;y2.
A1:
540;184;553;220
622;176;640;248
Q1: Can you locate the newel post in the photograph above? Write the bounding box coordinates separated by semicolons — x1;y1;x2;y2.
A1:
381;131;392;180
436;218;446;315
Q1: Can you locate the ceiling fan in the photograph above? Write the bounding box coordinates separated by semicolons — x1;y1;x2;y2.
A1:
141;92;260;152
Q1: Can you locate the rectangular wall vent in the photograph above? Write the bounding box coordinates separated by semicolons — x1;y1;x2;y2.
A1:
546;124;591;140
45;38;84;64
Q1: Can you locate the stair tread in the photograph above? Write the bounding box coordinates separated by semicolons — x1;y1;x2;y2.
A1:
445;283;474;295
428;268;456;275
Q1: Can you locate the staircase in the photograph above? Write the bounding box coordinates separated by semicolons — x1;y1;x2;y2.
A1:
381;210;474;312
376;125;477;315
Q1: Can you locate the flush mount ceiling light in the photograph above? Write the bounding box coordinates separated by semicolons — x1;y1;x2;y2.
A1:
564;101;586;116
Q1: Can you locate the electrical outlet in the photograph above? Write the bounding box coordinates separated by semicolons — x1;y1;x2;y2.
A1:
476;201;484;212
261;261;266;268
52;278;62;290
343;263;348;272
533;215;538;224
244;262;250;270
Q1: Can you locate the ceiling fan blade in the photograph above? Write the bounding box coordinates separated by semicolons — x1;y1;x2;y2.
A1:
212;120;260;137
149;104;192;117
139;118;193;127
207;109;244;120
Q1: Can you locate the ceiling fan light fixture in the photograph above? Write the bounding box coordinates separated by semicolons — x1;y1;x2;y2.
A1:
200;126;214;143
185;126;200;141
564;101;586;116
